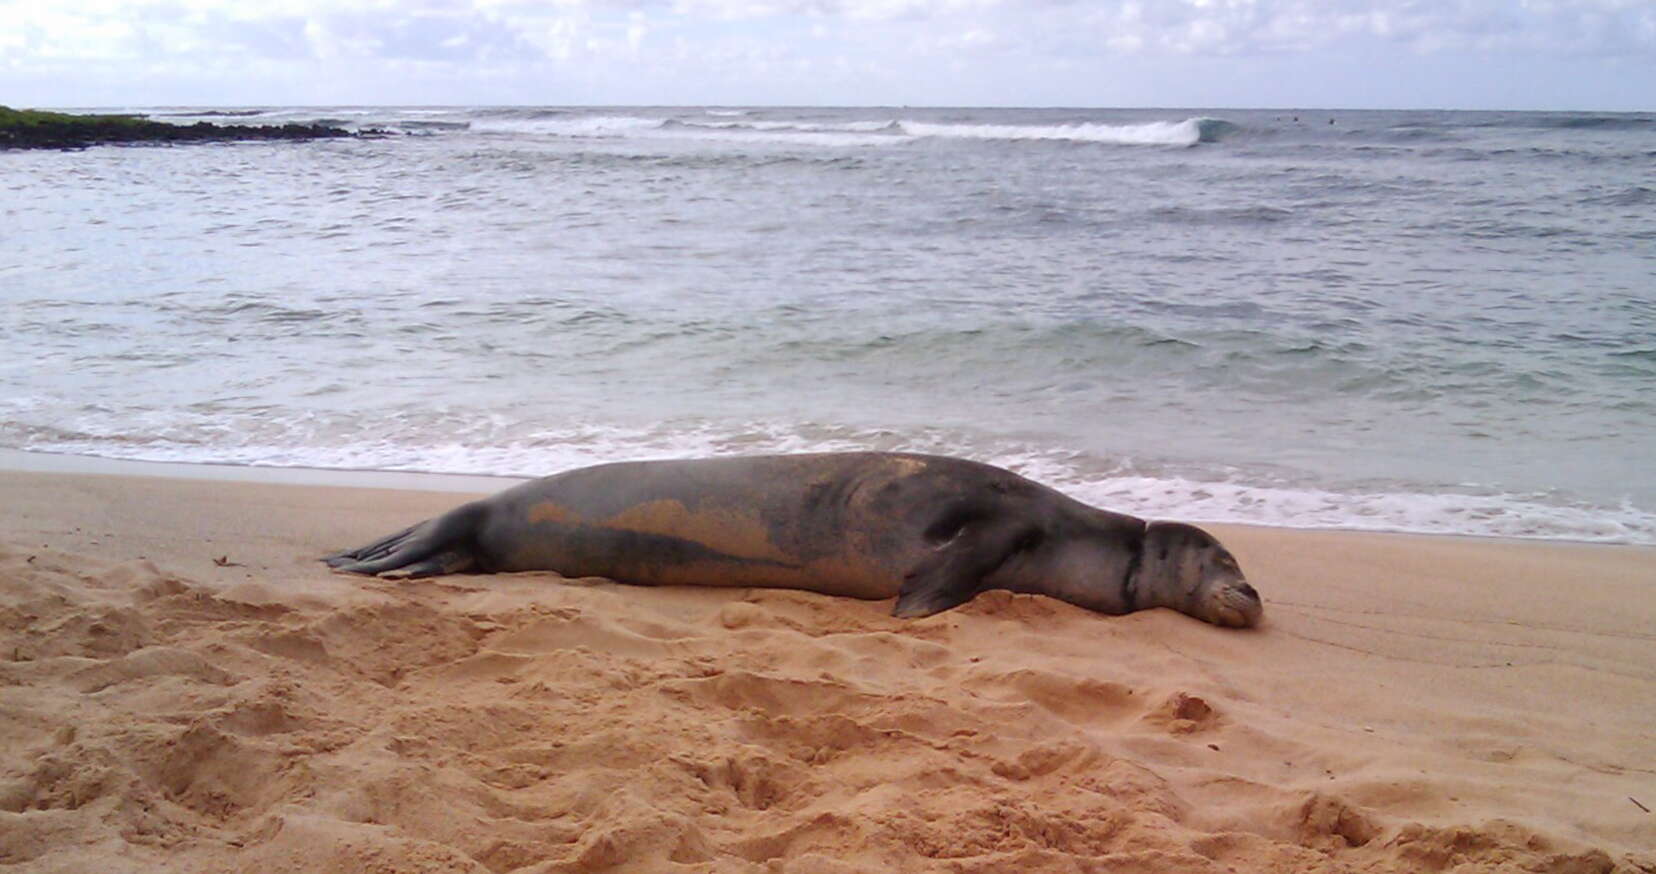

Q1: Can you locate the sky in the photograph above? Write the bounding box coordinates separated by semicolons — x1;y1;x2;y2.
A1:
2;0;1652;110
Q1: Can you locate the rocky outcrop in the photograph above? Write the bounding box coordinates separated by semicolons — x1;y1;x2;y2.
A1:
0;106;364;150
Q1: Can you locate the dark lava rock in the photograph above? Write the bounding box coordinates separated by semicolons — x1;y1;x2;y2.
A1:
1;107;371;150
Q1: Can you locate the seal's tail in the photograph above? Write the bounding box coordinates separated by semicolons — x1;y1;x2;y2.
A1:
323;502;485;578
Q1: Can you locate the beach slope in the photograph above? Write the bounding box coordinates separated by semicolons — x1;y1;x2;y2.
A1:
2;468;1652;872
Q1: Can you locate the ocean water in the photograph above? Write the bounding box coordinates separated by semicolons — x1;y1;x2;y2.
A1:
3;106;1654;544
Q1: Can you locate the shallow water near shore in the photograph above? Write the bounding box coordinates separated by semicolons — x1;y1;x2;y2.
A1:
3;106;1653;543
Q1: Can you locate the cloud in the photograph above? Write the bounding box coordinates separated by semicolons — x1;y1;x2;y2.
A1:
0;0;1650;107
5;0;1652;62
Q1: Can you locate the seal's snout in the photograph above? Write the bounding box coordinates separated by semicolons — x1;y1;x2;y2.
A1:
1209;577;1264;629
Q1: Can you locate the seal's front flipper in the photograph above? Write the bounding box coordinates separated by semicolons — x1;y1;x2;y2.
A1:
893;520;1036;618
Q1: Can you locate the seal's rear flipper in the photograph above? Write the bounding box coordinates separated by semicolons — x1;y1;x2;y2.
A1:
379;550;478;578
323;522;421;570
893;520;1037;618
323;501;487;577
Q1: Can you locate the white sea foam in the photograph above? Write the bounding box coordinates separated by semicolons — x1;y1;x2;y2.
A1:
470;115;665;137
469;114;906;147
898;117;1219;146
668;125;902;147
1054;471;1655;545
464;112;1229;149
8;415;1653;546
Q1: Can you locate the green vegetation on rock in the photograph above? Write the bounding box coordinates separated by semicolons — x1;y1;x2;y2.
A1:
0;105;358;150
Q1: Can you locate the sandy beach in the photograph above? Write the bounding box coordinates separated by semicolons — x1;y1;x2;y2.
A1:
2;464;1652;873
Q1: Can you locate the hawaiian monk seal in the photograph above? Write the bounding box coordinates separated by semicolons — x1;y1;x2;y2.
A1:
324;452;1262;628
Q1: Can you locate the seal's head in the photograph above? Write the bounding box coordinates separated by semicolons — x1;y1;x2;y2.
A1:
1135;521;1262;628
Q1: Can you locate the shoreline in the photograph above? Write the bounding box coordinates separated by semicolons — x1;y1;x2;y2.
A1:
2;446;1648;549
1;463;1653;871
0;447;526;494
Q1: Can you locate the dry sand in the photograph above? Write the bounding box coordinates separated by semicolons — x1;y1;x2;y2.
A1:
2;466;1652;873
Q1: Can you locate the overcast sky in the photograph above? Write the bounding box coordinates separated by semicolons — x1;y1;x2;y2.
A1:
3;0;1651;110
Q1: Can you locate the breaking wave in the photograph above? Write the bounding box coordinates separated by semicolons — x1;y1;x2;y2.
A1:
899;117;1234;146
466;112;1235;148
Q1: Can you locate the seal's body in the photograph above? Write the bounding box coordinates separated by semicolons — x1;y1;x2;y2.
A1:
326;452;1262;627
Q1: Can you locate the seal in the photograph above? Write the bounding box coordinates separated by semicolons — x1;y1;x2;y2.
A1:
324;452;1262;627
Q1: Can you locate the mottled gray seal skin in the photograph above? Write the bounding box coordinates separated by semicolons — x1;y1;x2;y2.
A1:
324;452;1262;628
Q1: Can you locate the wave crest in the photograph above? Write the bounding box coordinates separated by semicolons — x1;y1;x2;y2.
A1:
900;116;1234;146
465;112;1236;148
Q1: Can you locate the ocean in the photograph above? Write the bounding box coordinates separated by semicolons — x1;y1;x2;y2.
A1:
3;106;1653;544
